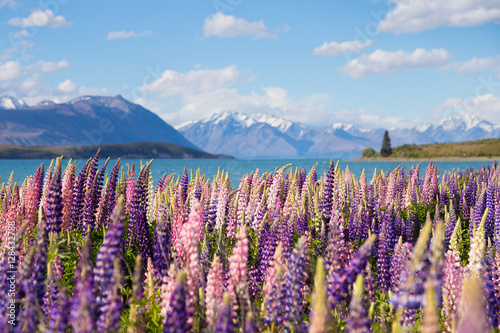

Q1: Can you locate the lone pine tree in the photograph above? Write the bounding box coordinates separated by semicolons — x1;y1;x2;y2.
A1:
380;130;392;157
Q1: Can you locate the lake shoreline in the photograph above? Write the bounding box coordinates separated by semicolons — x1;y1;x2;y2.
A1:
348;156;500;162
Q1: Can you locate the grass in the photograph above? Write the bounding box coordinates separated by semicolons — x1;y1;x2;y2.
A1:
362;138;500;159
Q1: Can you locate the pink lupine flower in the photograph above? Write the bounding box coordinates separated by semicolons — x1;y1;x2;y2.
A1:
61;161;75;231
125;164;136;213
228;225;249;296
180;198;202;321
205;256;224;326
160;264;178;320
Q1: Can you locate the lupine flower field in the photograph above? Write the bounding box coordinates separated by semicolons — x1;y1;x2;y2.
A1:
1;149;500;332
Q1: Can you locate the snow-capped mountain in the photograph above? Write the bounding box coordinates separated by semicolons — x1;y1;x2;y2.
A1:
0;95;197;149
0;96;27;110
177;111;500;158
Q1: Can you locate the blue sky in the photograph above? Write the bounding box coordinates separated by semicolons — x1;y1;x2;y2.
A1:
1;0;499;129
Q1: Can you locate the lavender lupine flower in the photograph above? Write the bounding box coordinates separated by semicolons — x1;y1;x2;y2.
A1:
164;272;192;333
324;215;349;283
94;196;125;310
97;259;123;332
282;237;310;331
345;275;371;333
214;293;235;333
309;258;333;333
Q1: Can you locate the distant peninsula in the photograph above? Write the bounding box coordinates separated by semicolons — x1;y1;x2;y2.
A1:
356;138;500;161
0;142;234;160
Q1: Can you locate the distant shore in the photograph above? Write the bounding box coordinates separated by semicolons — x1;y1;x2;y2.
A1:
349;156;500;162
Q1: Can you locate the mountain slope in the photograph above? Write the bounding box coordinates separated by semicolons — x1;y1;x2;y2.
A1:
0;142;232;159
0;95;198;149
177;111;500;158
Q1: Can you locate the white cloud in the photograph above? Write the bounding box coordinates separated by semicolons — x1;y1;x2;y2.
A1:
314;40;373;56
0;61;24;81
134;65;333;126
332;109;412;129
0;0;18;9
379;0;500;34
440;57;497;75
140;65;241;97
435;94;500;125
0;41;34;61
203;13;277;39
339;48;450;78
107;30;152;40
58;79;78;93
8;9;72;28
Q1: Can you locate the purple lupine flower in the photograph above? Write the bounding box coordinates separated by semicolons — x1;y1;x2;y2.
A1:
100;158;121;228
264;242;285;326
257;221;276;283
214;293;235;333
164;272;192;333
376;224;391;293
484;252;498;328
471;187;486;238
444;200;457;251
97;260;123;332
322;160;335;220
282;237;310;331
153;216;171;279
31;217;48;307
485;182;495;243
70;158;91;232
390;239;412;294
496;196;500;250
70;237;97;333
180;166;189;202
345;275;371;333
18;280;40;332
328;235;376;309
45;158;63;234
94;196;125;311
128;162;153;260
47;286;71;333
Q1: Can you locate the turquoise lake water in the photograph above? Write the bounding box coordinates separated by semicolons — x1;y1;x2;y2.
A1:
0;158;497;186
